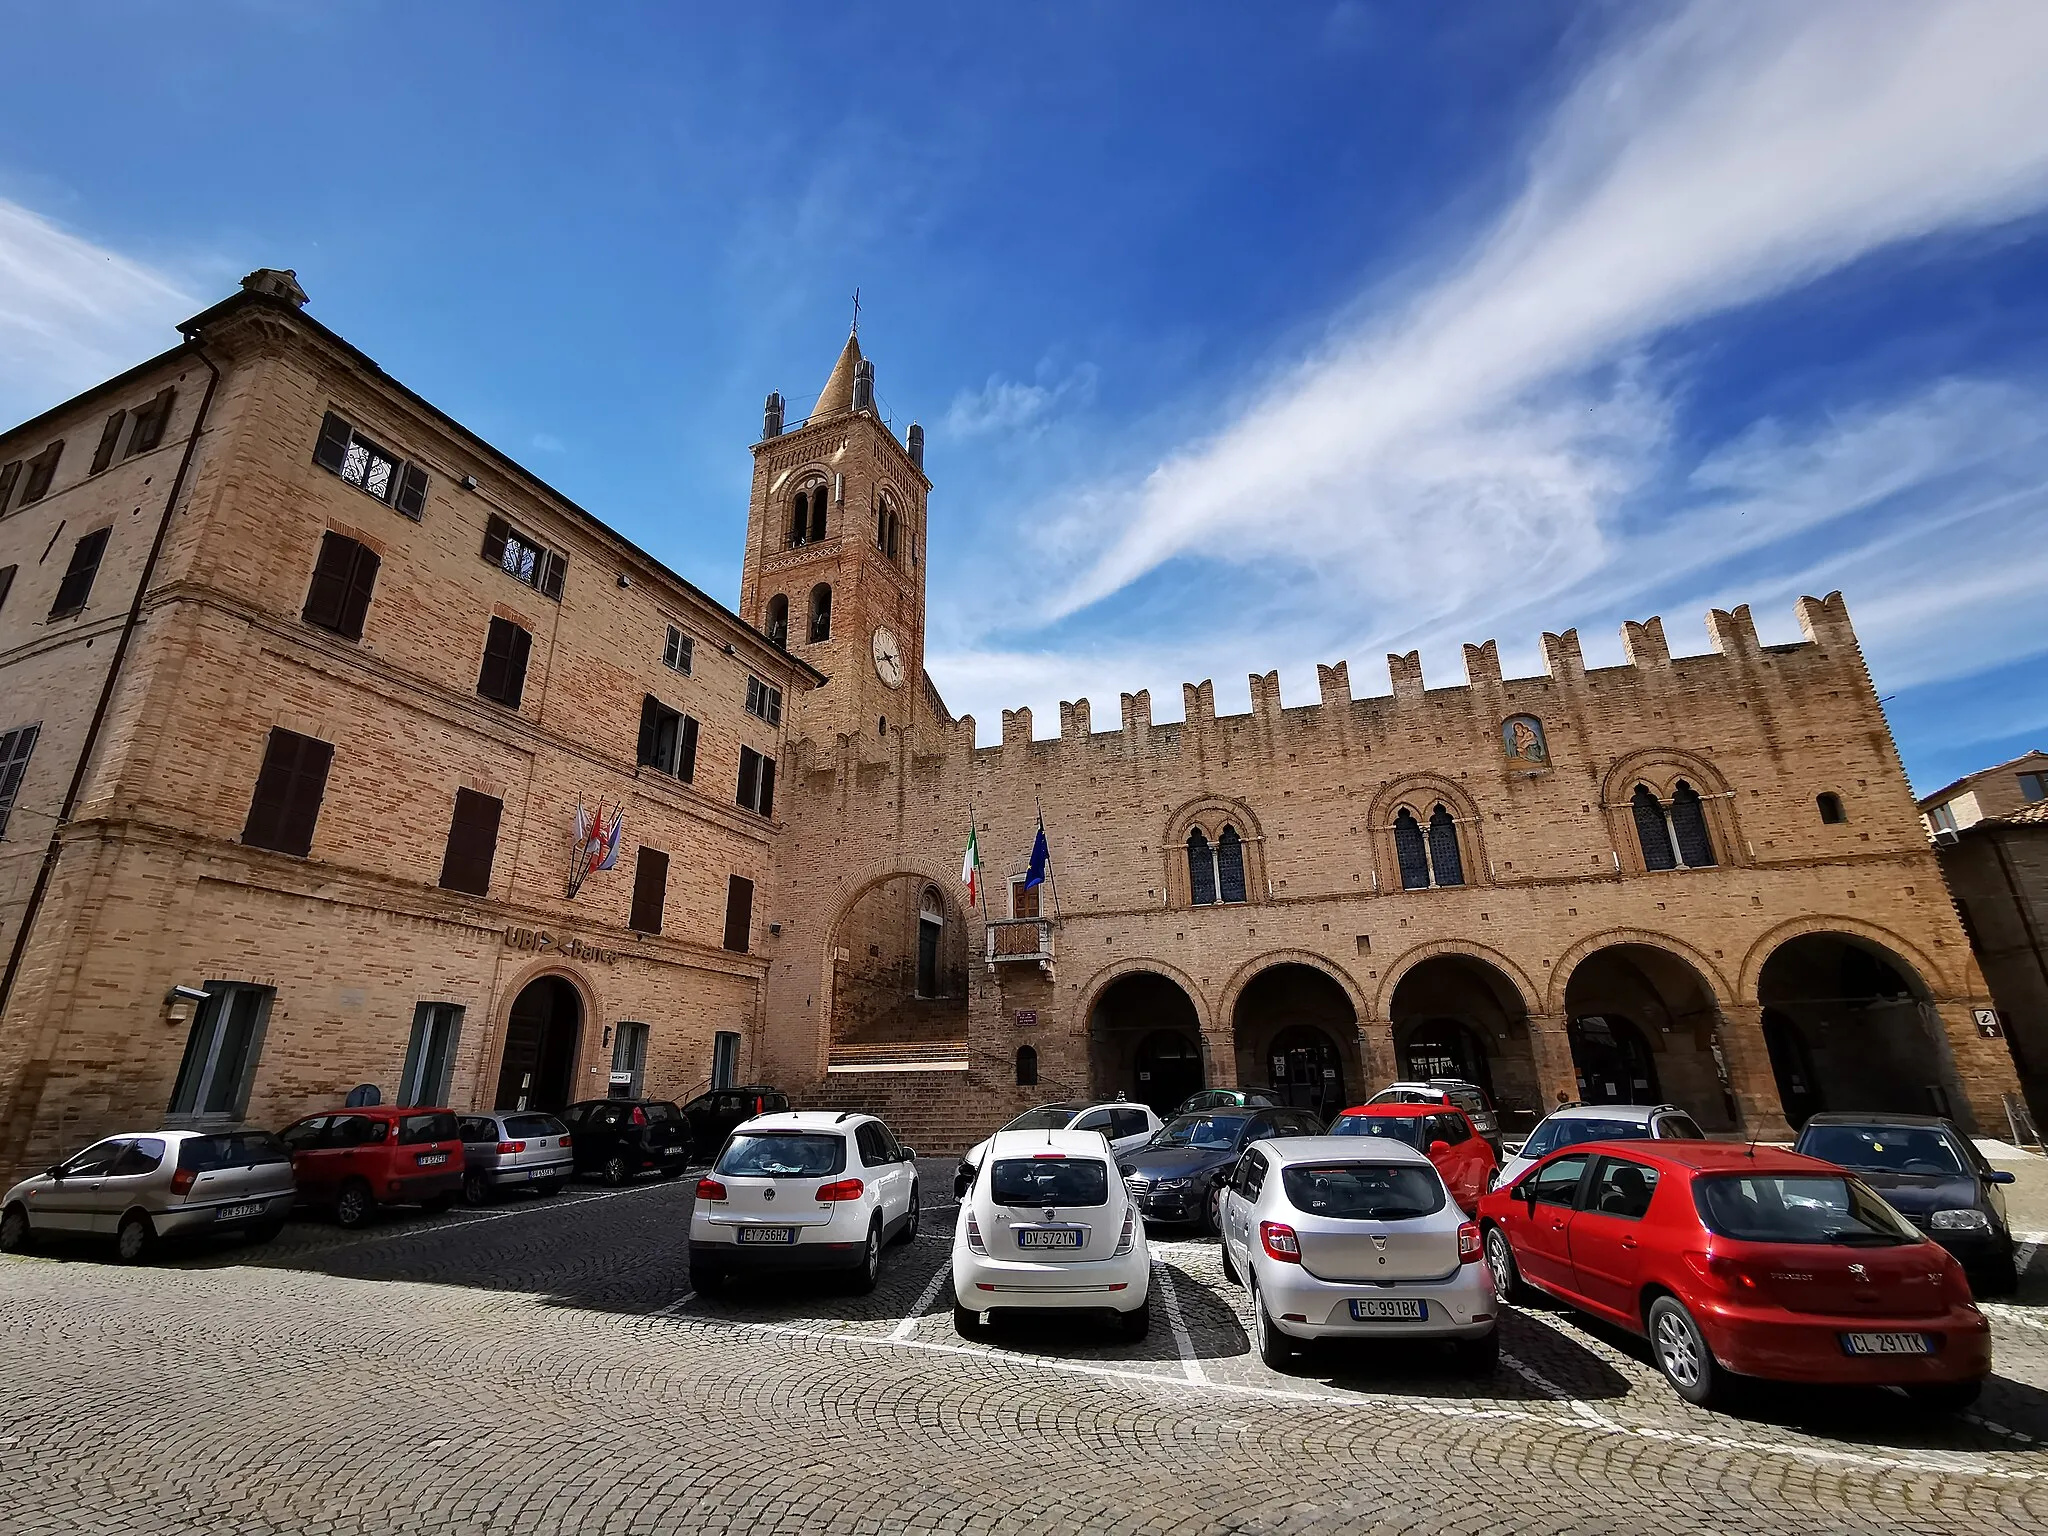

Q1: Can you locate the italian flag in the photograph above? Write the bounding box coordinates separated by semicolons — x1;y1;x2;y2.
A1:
961;825;982;908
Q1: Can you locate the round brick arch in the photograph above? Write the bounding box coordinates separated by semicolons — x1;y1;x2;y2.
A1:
1073;956;1214;1036
826;868;968;946
480;959;602;1110
1738;914;1955;1003
1217;949;1369;1033
1371;939;1540;1022
1544;928;1734;1018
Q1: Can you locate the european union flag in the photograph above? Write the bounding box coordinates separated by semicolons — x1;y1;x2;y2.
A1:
1025;818;1050;889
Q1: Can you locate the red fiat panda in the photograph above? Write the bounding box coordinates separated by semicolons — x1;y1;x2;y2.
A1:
279;1107;465;1228
1477;1141;1990;1411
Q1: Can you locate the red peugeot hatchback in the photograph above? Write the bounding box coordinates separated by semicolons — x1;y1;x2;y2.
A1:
1327;1101;1498;1212
1477;1141;1991;1411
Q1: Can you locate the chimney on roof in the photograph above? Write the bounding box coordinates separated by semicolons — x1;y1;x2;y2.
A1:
907;422;925;470
852;358;875;414
240;268;308;308
763;391;785;439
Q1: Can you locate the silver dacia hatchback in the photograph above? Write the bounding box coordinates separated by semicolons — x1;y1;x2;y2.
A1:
1;1128;297;1263
457;1112;574;1203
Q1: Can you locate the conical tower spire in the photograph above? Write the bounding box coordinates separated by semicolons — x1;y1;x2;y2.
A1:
814;330;864;419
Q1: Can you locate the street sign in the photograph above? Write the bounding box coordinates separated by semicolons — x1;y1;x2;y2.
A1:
1974;1008;2003;1038
1015;1010;1038;1027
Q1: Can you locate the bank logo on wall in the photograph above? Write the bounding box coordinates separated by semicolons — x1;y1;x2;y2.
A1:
567;799;623;899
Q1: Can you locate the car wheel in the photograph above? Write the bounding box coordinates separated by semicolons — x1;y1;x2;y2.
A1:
898;1185;921;1245
1905;1379;1984;1413
1203;1182;1224;1237
1484;1226;1529;1305
1647;1295;1734;1410
422;1191;456;1215
334;1179;376;1230
689;1255;728;1295
1252;1275;1296;1371
847;1218;883;1295
953;1301;985;1338
603;1155;630;1187
1117;1301;1151;1343
0;1203;32;1253
463;1170;491;1206
114;1211;156;1265
536;1179;566;1197
1455;1329;1500;1377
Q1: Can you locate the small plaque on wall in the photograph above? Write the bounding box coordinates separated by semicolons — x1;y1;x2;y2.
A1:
1974;1008;2002;1038
1015;1010;1038;1028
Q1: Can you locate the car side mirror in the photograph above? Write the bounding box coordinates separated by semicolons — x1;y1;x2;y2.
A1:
1429;1140;1451;1156
1117;1163;1134;1178
1518;1182;1539;1209
1988;1169;2017;1185
901;1146;917;1162
46;1165;65;1180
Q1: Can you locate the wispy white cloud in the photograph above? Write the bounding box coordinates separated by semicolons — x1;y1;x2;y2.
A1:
943;362;1097;440
531;432;567;454
0;198;193;425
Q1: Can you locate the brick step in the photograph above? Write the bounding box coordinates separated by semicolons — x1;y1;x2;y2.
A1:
826;1039;970;1070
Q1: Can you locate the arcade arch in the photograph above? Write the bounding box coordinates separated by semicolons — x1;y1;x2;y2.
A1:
1387;954;1538;1128
1232;962;1360;1121
1089;971;1204;1115
1561;942;1736;1131
828;874;968;1048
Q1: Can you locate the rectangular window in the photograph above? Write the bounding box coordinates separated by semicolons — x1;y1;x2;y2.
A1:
312;410;429;519
476;616;533;709
242;727;334;857
712;1030;740;1090
1927;802;1959;834
611;1020;649;1098
723;874;754;953
744;676;782;726
2020;772;2047;804
629;846;669;933
20;441;62;505
301;531;381;641
0;723;40;839
736;746;776;817
90;408;127;474
480;514;566;600
167;982;273;1121
126;389;176;456
0;461;19;515
663;625;693;675
0;565;14;618
637;695;698;782
1010;877;1040;920
399;1003;463;1107
48;527;110;619
437;787;503;896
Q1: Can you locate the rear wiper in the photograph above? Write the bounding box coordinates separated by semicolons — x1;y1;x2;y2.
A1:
1822;1229;1907;1246
1364;1207;1429;1220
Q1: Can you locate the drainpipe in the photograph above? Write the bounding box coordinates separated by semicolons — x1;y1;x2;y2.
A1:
0;342;222;1020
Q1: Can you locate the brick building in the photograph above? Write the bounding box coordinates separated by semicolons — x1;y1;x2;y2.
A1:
0;273;2027;1170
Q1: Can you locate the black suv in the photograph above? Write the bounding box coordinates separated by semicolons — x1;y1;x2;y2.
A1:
559;1099;692;1185
679;1086;791;1162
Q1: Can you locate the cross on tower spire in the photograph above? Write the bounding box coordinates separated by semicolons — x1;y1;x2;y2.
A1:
850;285;861;338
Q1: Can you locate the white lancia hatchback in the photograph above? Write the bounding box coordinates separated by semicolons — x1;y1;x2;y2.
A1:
952;1128;1151;1341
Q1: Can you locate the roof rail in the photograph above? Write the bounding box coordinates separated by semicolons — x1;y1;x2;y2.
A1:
836;1110;856;1123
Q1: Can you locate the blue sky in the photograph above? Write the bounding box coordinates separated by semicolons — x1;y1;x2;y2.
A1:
5;2;2048;794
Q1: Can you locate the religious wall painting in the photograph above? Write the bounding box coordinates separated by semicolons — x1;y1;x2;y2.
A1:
1502;714;1549;767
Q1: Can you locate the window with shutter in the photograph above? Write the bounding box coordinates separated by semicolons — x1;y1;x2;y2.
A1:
90;409;127;474
313;412;353;471
662;626;693;674
638;696;696;781
0;461;20;515
1426;805;1464;887
242;728;334;857
479;513;564;599
476;617;532;708
1633;785;1678;871
48;528;110;619
301;532;380;641
127;389;176;455
437;788;502;896
629;847;669;933
723;875;754;953
678;715;699;782
1669;782;1717;868
394;462;429;520
1393;809;1430;890
744;677;782;725
21;441;63;504
0;722;40;838
0;565;15;618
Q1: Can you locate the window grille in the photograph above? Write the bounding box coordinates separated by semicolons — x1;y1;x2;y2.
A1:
1394;809;1431;890
1669;782;1716;868
1187;830;1217;905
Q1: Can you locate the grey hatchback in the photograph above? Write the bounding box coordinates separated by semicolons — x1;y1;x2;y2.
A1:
457;1112;574;1203
1;1129;297;1262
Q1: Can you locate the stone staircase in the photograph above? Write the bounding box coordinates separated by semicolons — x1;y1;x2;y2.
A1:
807;1043;999;1157
826;1039;970;1070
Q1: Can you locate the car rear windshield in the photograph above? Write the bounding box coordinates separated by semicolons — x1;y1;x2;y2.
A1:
1152;1114;1248;1150
177;1132;291;1171
990;1157;1110;1207
504;1115;564;1139
1001;1104;1087;1133
1441;1087;1490;1114
1329;1115;1424;1147
1521;1116;1652;1160
1281;1163;1446;1220
398;1112;460;1145
1796;1125;1968;1176
1693;1174;1921;1246
716;1133;845;1178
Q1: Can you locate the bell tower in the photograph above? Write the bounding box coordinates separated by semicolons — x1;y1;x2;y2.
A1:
738;328;930;754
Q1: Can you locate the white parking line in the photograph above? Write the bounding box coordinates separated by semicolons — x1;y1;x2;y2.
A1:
1151;1260;1207;1385
305;1178;679;1253
893;1262;954;1340
648;1290;696;1318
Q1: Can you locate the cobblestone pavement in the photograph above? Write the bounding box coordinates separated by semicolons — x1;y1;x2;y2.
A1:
4;1161;2048;1535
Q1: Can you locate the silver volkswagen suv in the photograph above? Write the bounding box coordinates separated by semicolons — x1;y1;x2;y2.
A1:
2;1129;297;1262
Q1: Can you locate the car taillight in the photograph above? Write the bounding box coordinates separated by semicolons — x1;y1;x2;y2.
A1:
1458;1220;1482;1263
631;1106;648;1125
1115;1205;1136;1256
1684;1250;1761;1298
170;1167;196;1196
558;1134;571;1147
695;1178;727;1201
816;1178;865;1202
967;1212;987;1254
496;1141;526;1154
1259;1221;1301;1263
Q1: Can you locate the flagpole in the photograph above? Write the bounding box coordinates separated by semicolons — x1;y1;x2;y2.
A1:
1035;792;1063;923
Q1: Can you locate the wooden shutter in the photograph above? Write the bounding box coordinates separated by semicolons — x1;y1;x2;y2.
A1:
242;728;333;857
629;847;669;933
678;715;699;782
22;441;63;503
0;461;19;514
637;695;662;767
302;532;378;640
758;756;775;819
90;410;127;474
539;549;566;600
0;565;14;617
723;874;754;953
477;617;531;708
737;746;760;810
481;514;511;566
340;542;380;638
437;788;502;896
49;528;109;618
313;412;353;472
394;462;429;520
130;390;176;454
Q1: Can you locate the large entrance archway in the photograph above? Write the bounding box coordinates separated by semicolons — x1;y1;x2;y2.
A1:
1562;943;1735;1130
1090;971;1203;1116
495;975;581;1113
1757;933;1961;1126
1388;955;1538;1132
1233;963;1358;1122
828;873;969;1050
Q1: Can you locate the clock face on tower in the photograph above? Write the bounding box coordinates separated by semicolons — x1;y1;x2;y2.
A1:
872;627;904;689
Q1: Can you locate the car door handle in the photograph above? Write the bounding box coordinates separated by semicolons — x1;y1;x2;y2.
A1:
1548;1219;1566;1231
1620;1236;1637;1250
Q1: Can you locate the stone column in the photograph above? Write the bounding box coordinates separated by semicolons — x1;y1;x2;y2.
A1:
1201;1028;1239;1089
1358;1015;1399;1091
1710;1004;1792;1141
1524;1014;1581;1112
1930;1000;2026;1136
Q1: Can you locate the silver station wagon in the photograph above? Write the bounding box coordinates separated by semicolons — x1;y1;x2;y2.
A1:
457;1112;574;1203
1;1128;298;1262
